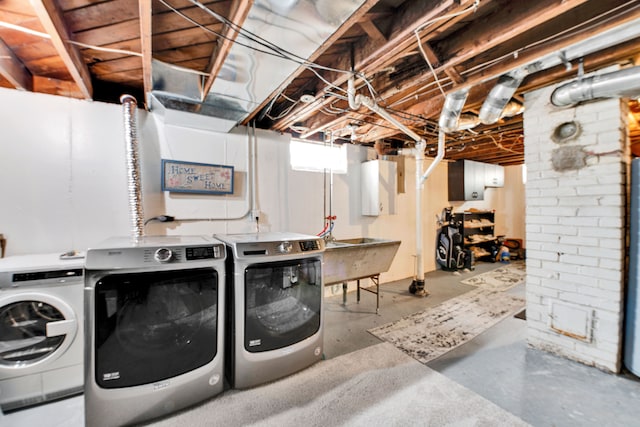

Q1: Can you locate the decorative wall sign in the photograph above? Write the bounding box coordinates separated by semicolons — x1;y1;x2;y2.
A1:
161;159;234;195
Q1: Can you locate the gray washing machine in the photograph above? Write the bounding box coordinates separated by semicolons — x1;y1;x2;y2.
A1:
0;253;84;412
216;232;324;389
84;236;226;427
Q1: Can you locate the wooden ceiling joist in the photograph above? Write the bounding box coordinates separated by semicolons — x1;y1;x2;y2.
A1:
241;0;380;124
0;37;32;90
271;0;489;132
30;0;92;99
200;0;253;102
138;0;152;101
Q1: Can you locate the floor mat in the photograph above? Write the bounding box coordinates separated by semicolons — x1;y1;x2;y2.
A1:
460;262;526;291
368;288;525;365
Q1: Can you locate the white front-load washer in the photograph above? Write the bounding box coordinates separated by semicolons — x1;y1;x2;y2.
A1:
0;253;85;412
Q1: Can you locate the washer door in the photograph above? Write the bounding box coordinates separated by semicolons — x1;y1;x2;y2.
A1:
0;293;78;369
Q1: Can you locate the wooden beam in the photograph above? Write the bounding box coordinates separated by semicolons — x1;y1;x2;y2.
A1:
30;0;93;99
358;20;386;44
0;37;32;90
467;7;640;89
243;0;381;124
33;75;85;98
271;0;481;131
138;0;152;104
200;0;254;101
434;0;590;74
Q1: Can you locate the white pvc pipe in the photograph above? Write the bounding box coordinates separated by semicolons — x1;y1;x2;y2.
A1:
348;78;423;143
250;122;259;223
414;140;425;285
348;76;446;293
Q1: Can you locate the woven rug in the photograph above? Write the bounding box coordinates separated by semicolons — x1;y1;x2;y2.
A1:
368;288;525;365
460;262;526;291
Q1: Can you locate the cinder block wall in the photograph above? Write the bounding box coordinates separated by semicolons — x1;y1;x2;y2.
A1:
523;79;629;373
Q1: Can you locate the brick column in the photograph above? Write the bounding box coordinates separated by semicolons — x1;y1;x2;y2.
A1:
523;77;630;373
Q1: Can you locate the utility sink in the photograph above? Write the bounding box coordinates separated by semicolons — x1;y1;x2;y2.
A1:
323;237;401;285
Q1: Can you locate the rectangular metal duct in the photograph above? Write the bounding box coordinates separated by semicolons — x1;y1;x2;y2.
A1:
150;0;367;132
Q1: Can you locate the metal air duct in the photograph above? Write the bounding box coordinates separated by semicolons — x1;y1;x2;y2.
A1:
479;69;528;124
551;65;640;107
121;94;144;240
438;89;470;133
151;0;368;132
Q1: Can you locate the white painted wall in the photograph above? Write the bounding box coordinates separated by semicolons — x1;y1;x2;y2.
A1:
0;88;525;289
0;89;130;255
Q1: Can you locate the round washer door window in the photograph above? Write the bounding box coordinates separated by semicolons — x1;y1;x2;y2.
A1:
0;293;77;368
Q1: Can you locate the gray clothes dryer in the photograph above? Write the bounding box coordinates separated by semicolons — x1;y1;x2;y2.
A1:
216;232;324;389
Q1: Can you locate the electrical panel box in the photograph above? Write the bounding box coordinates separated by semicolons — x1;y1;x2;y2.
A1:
361;159;397;216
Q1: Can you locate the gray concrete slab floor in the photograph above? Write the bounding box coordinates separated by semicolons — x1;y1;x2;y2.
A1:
325;262;640;427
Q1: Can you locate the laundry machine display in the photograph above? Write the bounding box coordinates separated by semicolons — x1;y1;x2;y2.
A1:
0;253;84;412
84;236;225;427
216;232;324;389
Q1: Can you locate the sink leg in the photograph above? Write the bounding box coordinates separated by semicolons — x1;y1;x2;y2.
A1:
342;282;347;305
357;279;360;303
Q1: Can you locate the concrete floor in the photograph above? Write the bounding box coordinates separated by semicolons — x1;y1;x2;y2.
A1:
4;261;640;426
324;262;640;427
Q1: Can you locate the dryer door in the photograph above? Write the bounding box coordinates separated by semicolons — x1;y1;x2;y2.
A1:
244;257;322;352
0;293;78;368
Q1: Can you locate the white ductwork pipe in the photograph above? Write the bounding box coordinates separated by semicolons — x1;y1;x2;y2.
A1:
348;76;445;296
120;94;144;241
551;65;640;107
479;69;528;125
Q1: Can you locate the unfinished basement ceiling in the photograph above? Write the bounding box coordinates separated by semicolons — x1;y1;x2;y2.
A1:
1;0;640;165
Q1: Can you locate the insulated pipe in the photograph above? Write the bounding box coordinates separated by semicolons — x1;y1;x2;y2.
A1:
551;65;640;107
120;94;144;240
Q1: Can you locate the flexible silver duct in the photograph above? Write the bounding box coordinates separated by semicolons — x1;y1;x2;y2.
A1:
551;65;640;107
120;94;144;240
438;89;470;133
479;69;528;124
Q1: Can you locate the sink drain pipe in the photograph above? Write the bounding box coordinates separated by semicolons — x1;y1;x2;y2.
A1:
348;76;445;296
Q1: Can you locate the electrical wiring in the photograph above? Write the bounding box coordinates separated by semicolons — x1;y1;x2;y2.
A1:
0;20;143;57
181;0;359;79
265;95;301;120
460;0;640;80
68;41;143;57
414;0;480;98
162;0;378;120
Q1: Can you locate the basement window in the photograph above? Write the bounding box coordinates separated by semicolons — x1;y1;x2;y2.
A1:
290;139;347;173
